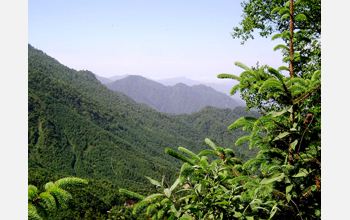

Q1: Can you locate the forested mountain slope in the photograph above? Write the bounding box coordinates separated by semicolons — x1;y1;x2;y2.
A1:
28;44;259;187
105;75;243;114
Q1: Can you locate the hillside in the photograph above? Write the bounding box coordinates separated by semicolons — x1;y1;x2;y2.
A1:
28;44;260;188
105;75;243;114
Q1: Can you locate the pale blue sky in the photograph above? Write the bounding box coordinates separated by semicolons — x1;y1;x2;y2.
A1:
29;0;284;83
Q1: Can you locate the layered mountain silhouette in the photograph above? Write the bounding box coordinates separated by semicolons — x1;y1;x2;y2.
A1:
105;75;244;114
28;44;259;187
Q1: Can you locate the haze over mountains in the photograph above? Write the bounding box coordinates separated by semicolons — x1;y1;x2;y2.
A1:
95;74;244;102
104;75;243;114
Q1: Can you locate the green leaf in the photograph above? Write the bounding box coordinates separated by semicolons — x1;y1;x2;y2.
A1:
260;173;285;184
145;176;162;187
269;109;287;117
292;168;310;177
164;188;171;198
270;204;279;219
170;178;180;192
290;140;298;150
273;132;290;141
286;184;293;194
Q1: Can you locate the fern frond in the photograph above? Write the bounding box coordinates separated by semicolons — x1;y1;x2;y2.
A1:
224;149;235;158
278;66;290;72
44;182;54;191
119;189;145;200
28;204;42;220
259;79;283;93
38;192;57;212
268;67;284;82
178;147;199;160
281;30;292;39
243;158;262;170
54;177;88;188
146;203;158;215
48;186;72;209
230;84;241;96
217;73;241;81
279;8;290;16
235;136;251;146
286;77;307;87
271;7;281;14
158;209;166;219
281;14;290;21
289;84;306;94
28;185;39;202
205;138;217;151
228;116;257;131
132;201;149;215
311;70;321;81
282;56;292;63
165;148;195;165
198;149;217;157
235;61;252;72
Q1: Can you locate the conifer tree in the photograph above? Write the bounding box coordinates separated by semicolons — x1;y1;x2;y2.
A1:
28;177;88;220
118;0;320;219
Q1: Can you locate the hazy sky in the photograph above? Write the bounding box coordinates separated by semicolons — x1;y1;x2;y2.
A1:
29;0;285;83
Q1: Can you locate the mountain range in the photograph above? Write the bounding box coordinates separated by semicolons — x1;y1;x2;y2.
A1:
28;44;260;188
104;75;243;114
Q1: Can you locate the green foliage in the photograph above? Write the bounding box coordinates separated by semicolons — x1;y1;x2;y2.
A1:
120;1;321;219
28;177;87;219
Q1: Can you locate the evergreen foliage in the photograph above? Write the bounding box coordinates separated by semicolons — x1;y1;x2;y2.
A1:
28;177;88;219
120;0;321;219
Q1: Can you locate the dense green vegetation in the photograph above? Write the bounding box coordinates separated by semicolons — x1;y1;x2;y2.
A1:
28;42;260;218
105;75;242;114
119;0;321;219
